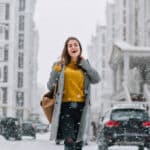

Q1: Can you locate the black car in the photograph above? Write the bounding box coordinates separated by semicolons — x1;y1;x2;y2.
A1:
34;123;49;133
21;122;36;139
97;104;150;150
0;117;22;140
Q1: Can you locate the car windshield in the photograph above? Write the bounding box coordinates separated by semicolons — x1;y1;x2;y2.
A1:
111;109;148;121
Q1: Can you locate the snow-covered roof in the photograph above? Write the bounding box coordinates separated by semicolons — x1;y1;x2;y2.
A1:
109;41;150;67
114;41;150;52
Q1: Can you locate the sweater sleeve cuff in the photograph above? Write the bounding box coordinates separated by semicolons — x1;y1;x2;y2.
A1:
53;64;62;72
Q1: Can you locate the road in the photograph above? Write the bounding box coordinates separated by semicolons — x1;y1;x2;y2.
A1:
0;132;148;150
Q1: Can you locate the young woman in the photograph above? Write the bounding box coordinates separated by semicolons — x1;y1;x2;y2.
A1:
47;37;100;150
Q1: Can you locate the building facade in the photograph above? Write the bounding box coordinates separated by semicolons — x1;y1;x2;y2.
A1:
0;0;38;120
113;0;150;46
87;0;150;116
87;25;112;119
108;0;150;102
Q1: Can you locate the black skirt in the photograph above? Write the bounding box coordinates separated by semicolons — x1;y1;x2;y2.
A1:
58;102;85;140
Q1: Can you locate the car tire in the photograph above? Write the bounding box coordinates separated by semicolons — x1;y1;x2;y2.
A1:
98;140;108;150
55;140;60;145
138;146;144;150
98;131;108;150
16;137;22;140
5;136;9;140
98;144;108;150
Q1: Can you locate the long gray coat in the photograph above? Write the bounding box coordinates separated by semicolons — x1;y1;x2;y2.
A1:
47;59;100;142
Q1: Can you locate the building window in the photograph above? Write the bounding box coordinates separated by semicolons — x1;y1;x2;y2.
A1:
102;46;105;56
0;4;5;20
102;34;105;43
0;25;4;40
18;34;24;49
102;70;105;80
0;66;8;82
3;65;8;82
16;110;23;120
148;31;150;46
0;3;9;20
123;0;126;7
0;87;1;100
0;46;3;61
18;52;24;68
0;44;8;61
0;24;9;40
5;24;9;40
19;15;24;31
123;10;126;24
5;4;9;20
4;44;8;61
18;72;23;88
123;26;126;41
19;0;25;11
0;67;2;81
134;2;139;46
102;60;105;68
16;91;24;107
2;107;7;117
1;87;7;104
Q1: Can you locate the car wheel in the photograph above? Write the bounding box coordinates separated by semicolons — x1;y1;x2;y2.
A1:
138;146;144;150
98;132;108;150
98;140;108;150
55;140;60;145
98;143;108;150
16;137;22;140
5;136;9;140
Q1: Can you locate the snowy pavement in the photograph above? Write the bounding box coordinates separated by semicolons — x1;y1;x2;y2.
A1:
0;132;148;150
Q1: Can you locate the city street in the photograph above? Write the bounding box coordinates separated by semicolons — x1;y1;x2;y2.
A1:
0;132;148;150
0;0;150;150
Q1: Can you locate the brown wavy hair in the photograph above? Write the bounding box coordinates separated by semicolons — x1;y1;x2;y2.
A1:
60;37;82;65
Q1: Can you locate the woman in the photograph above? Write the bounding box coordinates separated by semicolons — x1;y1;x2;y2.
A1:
47;37;100;150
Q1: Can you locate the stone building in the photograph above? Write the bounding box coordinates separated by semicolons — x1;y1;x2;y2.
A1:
88;0;150;116
0;0;38;120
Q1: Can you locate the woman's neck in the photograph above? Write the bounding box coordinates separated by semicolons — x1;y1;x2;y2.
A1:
71;58;77;63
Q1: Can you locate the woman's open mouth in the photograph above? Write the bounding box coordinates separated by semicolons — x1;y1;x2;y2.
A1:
72;50;78;53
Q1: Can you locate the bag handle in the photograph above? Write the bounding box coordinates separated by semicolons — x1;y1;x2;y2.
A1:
53;81;58;98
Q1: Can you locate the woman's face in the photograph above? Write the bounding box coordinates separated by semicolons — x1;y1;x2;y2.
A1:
67;39;81;60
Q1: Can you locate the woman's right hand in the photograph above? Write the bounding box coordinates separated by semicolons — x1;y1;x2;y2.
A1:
53;63;62;72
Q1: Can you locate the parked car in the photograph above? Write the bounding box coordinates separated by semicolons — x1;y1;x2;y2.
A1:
21;122;36;139
0;117;22;140
34;123;49;133
97;104;150;150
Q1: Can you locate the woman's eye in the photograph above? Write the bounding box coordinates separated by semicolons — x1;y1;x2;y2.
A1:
74;44;79;47
68;45;72;48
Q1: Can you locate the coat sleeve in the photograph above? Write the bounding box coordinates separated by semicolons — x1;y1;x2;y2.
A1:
79;59;101;84
47;62;61;90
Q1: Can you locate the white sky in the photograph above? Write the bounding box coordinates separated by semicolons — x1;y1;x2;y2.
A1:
34;0;107;88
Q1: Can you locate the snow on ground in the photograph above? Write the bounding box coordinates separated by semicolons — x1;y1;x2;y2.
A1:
0;133;148;150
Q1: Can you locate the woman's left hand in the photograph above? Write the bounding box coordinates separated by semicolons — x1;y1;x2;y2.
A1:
79;59;90;71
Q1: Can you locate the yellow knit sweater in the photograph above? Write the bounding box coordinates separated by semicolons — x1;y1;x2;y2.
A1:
54;61;85;102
